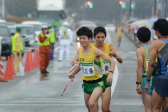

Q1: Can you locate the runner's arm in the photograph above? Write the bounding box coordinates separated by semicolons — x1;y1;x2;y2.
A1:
136;48;143;83
67;64;80;79
147;43;158;80
71;55;79;66
109;44;123;63
95;48;115;74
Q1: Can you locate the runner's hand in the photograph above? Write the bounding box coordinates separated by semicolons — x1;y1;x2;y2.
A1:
145;82;150;91
136;85;142;94
71;60;77;66
67;74;75;79
110;51;117;58
107;74;113;84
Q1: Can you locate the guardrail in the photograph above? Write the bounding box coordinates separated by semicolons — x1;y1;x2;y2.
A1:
123;27;140;48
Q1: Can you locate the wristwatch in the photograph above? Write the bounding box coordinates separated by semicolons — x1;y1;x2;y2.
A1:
147;78;151;82
109;71;113;73
136;82;141;85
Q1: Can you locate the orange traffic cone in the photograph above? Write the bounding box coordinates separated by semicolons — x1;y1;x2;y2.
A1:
0;58;7;82
11;55;17;77
4;56;13;80
34;49;40;68
24;51;31;73
29;51;34;70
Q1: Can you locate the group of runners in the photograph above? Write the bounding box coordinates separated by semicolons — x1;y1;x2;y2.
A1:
68;26;123;112
136;19;168;112
67;18;168;112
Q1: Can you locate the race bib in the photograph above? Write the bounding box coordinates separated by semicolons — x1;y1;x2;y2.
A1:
80;62;95;76
102;60;110;74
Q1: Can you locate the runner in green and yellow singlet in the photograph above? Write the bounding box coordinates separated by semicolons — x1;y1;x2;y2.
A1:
68;27;115;112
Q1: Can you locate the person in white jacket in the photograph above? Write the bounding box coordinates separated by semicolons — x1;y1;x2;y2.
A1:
58;22;73;62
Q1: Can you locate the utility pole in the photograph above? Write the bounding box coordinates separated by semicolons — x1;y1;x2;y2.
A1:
164;0;166;18
2;0;5;18
129;0;132;19
154;0;157;17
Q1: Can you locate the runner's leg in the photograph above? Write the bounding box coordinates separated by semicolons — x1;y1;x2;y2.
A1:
89;87;103;112
152;89;164;112
141;90;152;112
164;97;168;110
101;87;111;112
118;37;121;47
84;93;91;112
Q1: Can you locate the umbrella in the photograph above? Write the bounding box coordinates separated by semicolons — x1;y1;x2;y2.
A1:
130;20;140;26
159;44;168;65
130;20;152;29
166;17;168;21
147;18;158;27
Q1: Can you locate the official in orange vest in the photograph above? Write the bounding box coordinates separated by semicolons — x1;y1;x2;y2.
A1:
38;25;51;79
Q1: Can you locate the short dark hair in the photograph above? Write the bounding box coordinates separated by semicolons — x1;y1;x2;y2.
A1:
137;27;151;43
94;26;106;37
153;19;168;36
76;27;93;39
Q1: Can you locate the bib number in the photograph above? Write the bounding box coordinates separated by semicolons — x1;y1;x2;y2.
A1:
102;60;110;74
80;63;95;76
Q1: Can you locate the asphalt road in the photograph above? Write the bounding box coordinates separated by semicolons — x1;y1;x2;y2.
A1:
0;31;144;112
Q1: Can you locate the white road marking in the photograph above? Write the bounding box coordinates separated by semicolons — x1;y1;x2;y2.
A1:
129;51;136;54
123;61;136;63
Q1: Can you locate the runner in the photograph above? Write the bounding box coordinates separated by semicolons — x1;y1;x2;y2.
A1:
145;19;165;112
71;26;122;112
135;27;153;112
68;27;115;112
115;24;123;47
145;19;168;112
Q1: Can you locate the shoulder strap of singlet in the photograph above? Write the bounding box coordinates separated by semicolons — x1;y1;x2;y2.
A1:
105;43;110;51
161;38;168;44
79;48;83;56
142;45;149;58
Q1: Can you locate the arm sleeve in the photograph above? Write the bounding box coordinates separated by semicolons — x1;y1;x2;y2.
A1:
16;36;20;52
38;34;46;43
